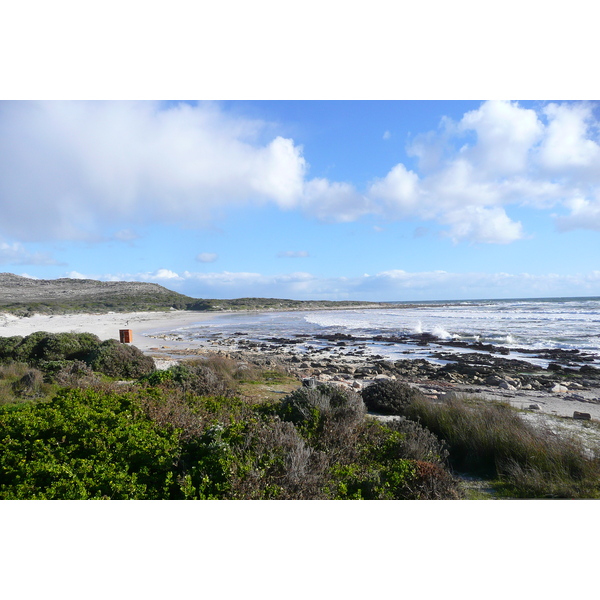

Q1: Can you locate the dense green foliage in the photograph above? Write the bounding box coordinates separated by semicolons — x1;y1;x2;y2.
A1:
0;380;461;500
0;331;101;364
3;329;597;499
0;389;181;499
85;339;155;379
0;331;154;381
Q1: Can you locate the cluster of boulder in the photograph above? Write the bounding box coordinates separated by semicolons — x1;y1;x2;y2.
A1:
149;328;600;419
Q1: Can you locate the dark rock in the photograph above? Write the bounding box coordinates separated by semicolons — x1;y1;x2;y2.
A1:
573;411;591;420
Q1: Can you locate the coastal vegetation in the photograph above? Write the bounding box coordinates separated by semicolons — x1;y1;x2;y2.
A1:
364;381;600;498
0;332;460;499
1;331;599;499
0;273;386;315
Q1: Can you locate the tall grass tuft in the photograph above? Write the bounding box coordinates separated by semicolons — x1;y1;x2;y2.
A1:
404;395;600;498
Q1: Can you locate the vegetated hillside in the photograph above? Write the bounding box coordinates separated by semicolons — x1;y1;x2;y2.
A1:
207;297;387;311
0;273;206;314
0;273;388;315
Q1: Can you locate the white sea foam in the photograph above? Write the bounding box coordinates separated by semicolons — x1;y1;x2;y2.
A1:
303;313;371;330
431;326;456;340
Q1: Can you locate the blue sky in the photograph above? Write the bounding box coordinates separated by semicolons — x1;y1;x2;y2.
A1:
1;99;600;301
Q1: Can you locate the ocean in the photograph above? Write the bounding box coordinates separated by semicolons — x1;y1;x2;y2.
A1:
151;297;600;368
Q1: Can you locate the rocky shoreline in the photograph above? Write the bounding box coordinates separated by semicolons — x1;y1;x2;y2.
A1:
146;328;600;422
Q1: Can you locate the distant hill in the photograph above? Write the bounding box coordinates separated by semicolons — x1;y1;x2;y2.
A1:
0;273;204;314
0;273;386;315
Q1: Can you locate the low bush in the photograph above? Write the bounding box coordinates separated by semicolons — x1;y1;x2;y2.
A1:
0;336;24;362
385;417;449;465
52;360;98;388
275;384;460;499
0;332;102;365
362;379;425;415
0;361;30;380
277;383;366;446
325;419;462;499
408;460;462;500
85;339;155;379
36;332;101;362
162;362;234;397
0;363;42;405
11;368;46;398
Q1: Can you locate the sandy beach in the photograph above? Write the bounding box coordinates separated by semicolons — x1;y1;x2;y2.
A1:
0;310;214;352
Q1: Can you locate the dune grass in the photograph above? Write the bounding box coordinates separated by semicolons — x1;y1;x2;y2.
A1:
403;395;600;498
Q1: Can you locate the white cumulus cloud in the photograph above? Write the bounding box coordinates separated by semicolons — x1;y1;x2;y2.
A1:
539;102;600;171
458;100;544;175
369;100;600;239
0;101;308;241
3;100;600;247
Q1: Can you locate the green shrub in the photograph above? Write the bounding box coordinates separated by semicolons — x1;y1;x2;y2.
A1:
141;369;174;386
85;339;155;379
0;336;24;362
37;332;101;361
0;388;181;499
362;379;425;415
10;331;50;362
158;362;233;397
0;332;102;365
325;419;461;499
277;384;366;444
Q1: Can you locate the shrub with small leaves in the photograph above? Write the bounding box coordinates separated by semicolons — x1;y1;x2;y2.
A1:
0;336;24;363
362;379;425;415
85;339;155;379
277;384;367;458
384;416;449;464
53;360;98;387
279;384;364;431
11;368;45;398
166;362;234;397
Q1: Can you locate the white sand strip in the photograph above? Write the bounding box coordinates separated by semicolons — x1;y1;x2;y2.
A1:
0;310;214;352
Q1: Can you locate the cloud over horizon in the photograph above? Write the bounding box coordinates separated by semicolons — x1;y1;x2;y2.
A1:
60;267;600;302
0;240;61;266
2;100;599;251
